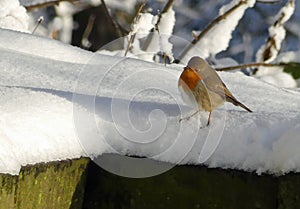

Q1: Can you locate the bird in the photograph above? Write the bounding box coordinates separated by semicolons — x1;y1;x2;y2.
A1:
178;56;252;126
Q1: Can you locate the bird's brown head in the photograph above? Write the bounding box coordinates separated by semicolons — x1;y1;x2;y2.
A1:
186;56;208;73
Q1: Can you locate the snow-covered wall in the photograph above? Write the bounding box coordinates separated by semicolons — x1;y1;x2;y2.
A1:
1;29;300;176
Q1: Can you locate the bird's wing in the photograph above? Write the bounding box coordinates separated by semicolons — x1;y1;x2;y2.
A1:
204;75;252;112
195;67;252;112
201;73;231;99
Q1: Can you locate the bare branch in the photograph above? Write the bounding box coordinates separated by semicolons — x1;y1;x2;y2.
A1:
257;0;282;4
216;62;285;71
157;0;175;26
194;1;247;45
175;0;248;63
81;14;96;49
124;1;147;56
100;0;123;37
142;0;175;51
162;0;175;13
32;16;44;34
124;33;136;56
256;0;295;63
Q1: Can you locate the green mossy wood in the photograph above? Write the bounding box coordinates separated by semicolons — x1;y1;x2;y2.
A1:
0;158;89;209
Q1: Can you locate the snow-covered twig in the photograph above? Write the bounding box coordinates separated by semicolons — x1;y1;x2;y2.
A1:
157;4;175;63
142;0;175;63
155;0;175;28
256;0;295;63
253;0;296;87
124;1;147;56
175;0;256;63
0;0;30;32
192;1;247;44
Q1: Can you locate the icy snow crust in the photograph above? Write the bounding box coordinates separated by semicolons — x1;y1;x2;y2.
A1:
1;29;300;175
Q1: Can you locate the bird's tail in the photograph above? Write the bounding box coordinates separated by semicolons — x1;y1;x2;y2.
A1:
236;100;252;112
226;96;252;112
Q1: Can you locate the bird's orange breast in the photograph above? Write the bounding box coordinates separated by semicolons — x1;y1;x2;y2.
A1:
178;67;202;91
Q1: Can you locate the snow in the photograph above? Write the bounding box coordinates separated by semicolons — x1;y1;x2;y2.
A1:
1;28;300;176
157;7;176;61
255;67;297;88
219;0;256;15
0;88;87;173
180;0;256;63
54;2;74;43
254;0;296;88
124;12;157;61
130;13;154;38
256;0;295;63
0;0;29;32
110;7;176;62
0;28;93;63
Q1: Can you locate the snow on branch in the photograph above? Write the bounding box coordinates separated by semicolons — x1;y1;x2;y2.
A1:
124;1;148;56
142;0;176;63
124;0;176;63
254;0;296;88
157;2;176;62
0;0;29;32
176;0;256;64
256;0;295;63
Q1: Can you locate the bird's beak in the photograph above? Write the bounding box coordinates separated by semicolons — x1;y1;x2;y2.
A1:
184;66;192;71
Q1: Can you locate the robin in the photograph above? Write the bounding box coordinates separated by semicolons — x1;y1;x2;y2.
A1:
178;56;252;126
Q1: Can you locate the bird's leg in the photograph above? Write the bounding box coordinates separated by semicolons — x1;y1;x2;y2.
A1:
206;111;212;126
179;110;200;122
